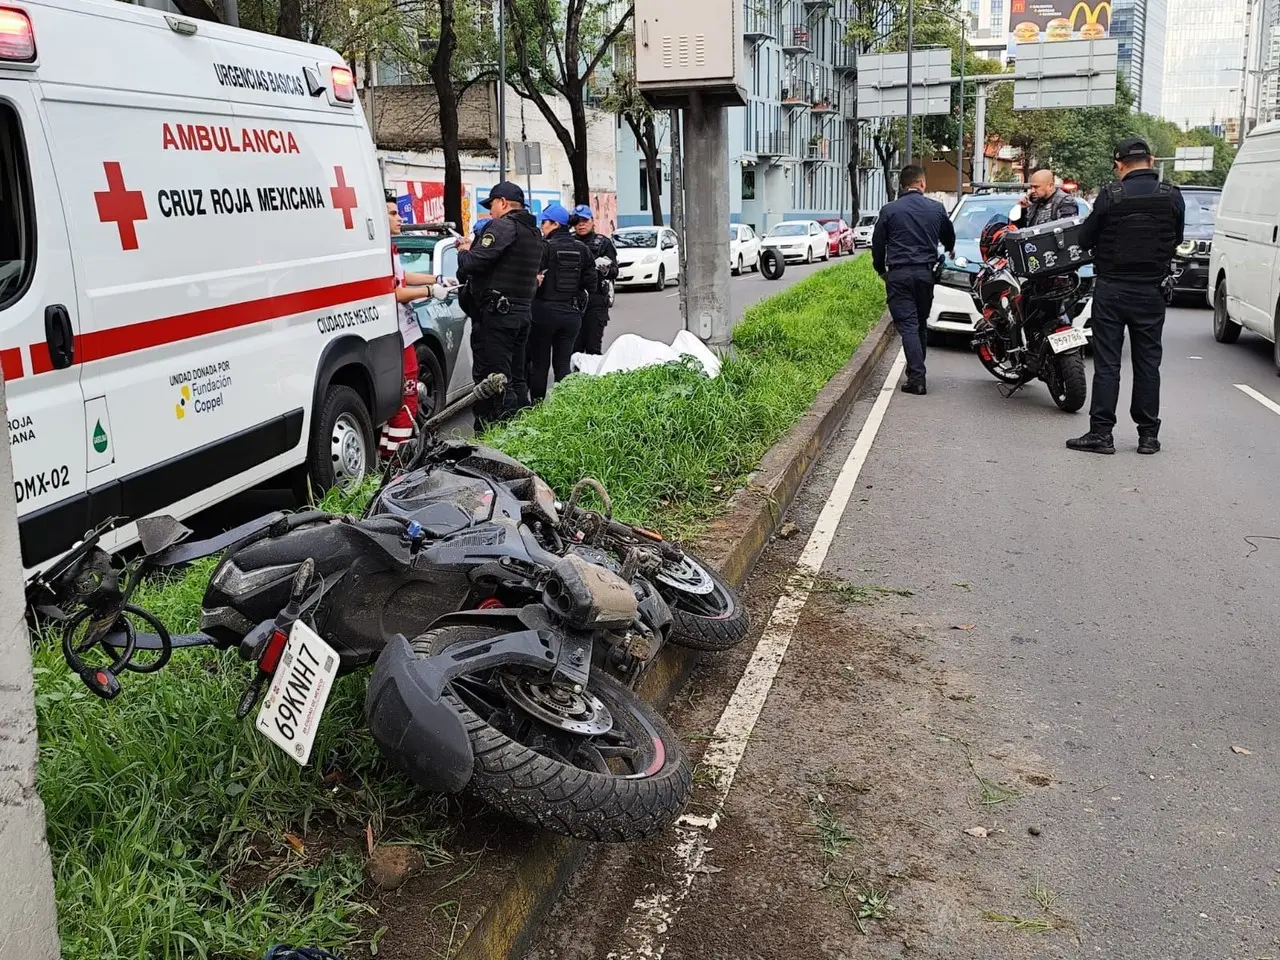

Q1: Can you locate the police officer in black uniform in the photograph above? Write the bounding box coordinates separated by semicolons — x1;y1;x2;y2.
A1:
528;203;597;402
456;182;545;429
1068;137;1185;456
571;205;618;355
872;165;955;395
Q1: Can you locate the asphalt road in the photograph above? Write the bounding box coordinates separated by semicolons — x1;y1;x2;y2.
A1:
530;301;1280;959
187;253;848;535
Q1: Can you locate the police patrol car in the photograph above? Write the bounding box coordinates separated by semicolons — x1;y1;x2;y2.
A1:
0;0;402;570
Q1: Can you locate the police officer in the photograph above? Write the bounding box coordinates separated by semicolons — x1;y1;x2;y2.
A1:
456;182;545;429
527;203;597;402
570;205;618;355
872;165;955;395
1068;137;1185;456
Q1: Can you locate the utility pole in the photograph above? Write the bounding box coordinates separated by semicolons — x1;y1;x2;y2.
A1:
973;80;987;184
498;0;508;180
1239;0;1253;148
681;92;731;348
670;108;689;331
221;0;238;27
904;0;915;166
0;368;59;960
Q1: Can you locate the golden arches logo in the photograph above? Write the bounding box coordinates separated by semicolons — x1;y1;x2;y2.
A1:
1070;1;1111;32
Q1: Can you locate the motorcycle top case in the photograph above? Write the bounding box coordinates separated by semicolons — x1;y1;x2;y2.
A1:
1006;217;1093;279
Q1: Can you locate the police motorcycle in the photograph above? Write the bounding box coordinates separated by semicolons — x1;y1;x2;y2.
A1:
26;378;693;842
968;208;1090;413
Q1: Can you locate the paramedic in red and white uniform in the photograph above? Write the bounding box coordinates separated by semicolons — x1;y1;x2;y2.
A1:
382;190;438;457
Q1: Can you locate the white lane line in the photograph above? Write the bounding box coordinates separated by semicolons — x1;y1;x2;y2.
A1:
1235;383;1280;417
606;348;908;960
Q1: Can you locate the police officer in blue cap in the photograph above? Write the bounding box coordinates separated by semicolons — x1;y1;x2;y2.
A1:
570;204;618;355
528;203;597;402
457;182;544;427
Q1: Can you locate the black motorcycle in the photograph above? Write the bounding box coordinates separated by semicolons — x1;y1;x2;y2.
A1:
970;223;1089;413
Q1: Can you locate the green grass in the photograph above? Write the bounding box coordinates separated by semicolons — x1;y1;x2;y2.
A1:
484;256;885;536
34;257;886;959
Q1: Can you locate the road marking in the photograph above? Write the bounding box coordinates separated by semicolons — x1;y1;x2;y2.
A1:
1235;383;1280;417
606;348;908;960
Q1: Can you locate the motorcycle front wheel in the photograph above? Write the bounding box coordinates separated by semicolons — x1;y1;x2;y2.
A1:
413;625;692;842
1047;350;1087;413
656;552;751;651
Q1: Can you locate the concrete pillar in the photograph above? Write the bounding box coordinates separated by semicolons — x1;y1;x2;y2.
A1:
0;371;60;960
682;96;732;349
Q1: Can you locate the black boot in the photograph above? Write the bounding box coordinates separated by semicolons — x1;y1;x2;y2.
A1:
901;381;927;396
1066;431;1115;455
1137;434;1161;455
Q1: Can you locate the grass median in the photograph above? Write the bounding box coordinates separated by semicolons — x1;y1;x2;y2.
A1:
32;255;886;960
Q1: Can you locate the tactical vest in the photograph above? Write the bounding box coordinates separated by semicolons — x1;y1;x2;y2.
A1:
1095;180;1179;282
539;232;587;304
482;211;545;305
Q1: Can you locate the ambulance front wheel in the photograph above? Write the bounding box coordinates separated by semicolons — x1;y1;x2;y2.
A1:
309;384;376;494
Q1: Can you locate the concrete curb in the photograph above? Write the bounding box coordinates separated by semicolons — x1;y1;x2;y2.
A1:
454;312;897;960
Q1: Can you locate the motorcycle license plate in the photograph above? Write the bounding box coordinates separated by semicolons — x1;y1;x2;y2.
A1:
255;621;339;766
1047;328;1088;354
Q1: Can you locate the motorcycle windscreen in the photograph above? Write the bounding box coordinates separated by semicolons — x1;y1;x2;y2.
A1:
375;470;497;536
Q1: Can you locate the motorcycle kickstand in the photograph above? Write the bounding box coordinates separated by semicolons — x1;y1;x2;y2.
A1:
997;382;1026;399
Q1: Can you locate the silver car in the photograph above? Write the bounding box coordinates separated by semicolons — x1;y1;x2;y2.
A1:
396;228;472;416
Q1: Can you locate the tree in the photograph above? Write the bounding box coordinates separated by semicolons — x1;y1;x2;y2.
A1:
602;31;664;225
277;0;301;38
504;0;634;204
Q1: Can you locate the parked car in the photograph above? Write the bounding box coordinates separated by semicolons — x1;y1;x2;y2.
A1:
729;223;762;275
3;0;403;573
395;227;472;416
1165;186;1219;303
614;226;681;291
819;218;856;257
853;214;878;247
761;220;830;264
928;188;1093;341
1210;123;1280;362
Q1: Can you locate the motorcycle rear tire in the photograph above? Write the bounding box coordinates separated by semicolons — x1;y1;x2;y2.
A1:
658;553;751;651
414;625;693;842
1049;350;1088;413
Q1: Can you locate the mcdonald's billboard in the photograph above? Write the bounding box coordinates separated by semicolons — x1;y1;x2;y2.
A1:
1009;0;1110;46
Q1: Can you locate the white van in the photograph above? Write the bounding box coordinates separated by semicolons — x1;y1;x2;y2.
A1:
1209;121;1280;371
0;0;402;570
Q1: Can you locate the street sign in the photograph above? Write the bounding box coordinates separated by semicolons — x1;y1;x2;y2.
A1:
856;48;953;119
1175;146;1214;172
514;142;542;176
1012;39;1118;110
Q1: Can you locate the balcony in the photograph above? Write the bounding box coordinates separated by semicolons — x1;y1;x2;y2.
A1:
753;131;794;157
802;0;834;10
832;47;858;75
782;25;811;54
811;91;838;114
743;1;778;41
802;137;830;162
781;84;813;108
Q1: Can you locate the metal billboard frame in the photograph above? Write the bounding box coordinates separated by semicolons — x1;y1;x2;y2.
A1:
856;48;954;119
1174;146;1214;172
1012;39;1118;111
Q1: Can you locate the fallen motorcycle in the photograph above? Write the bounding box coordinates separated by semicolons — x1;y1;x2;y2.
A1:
27;379;720;841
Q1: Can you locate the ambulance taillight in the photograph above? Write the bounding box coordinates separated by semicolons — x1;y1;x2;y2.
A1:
330;65;355;103
0;7;35;62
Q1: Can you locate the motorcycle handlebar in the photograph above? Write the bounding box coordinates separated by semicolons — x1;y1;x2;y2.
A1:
418;373;508;434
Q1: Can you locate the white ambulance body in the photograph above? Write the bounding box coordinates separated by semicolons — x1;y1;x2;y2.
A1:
0;0;402;570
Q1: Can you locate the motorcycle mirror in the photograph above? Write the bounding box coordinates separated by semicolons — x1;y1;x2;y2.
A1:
136;515;193;557
1009;205;1023;223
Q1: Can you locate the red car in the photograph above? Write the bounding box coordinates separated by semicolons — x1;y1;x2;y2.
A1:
819;219;855;257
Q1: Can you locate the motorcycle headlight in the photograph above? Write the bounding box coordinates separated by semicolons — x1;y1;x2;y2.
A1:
1175;240;1196;258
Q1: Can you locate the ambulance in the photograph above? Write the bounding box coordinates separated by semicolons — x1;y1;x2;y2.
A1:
0;0;403;570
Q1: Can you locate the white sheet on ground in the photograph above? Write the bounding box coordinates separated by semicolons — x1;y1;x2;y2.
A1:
571;330;722;378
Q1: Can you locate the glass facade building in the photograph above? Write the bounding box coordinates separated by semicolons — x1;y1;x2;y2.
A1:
1113;0;1166;115
1161;0;1252;132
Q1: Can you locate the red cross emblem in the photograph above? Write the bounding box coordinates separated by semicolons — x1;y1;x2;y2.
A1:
330;166;358;230
94;161;147;251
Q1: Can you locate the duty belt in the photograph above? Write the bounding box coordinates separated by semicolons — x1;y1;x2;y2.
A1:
483;291;512;315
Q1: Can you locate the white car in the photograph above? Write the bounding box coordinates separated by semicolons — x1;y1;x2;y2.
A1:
613;226;681;291
761;220;830;264
853;214;878;247
729;223;762;275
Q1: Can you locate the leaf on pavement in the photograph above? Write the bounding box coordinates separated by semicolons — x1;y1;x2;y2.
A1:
964;826;989;838
1231;745;1253;756
953;624;977;631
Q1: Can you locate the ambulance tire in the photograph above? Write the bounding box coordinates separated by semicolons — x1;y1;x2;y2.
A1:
308;385;377;494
